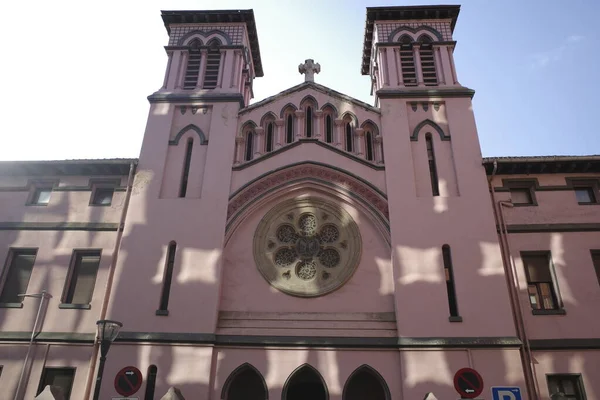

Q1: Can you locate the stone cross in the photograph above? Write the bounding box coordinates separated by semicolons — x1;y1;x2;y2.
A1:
298;59;321;82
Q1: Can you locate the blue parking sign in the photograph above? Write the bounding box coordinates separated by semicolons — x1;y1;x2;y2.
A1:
491;387;522;400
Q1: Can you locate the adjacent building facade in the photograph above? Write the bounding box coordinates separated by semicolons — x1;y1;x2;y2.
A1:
0;5;598;400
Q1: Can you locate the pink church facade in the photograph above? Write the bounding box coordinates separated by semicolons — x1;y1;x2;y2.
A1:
0;5;598;400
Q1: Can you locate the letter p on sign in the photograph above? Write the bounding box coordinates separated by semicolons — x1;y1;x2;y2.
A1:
491;387;522;400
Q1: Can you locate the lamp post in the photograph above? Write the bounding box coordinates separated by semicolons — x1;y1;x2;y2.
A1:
92;319;122;400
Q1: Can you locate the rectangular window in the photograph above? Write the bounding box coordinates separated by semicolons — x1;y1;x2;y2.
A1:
442;245;460;321
591;251;600;288
62;251;101;306
157;242;177;315
91;187;114;206
37;367;75;399
510;188;534;205
547;374;586;400
30;187;52;205
0;250;37;304
575;187;596;204
522;252;561;311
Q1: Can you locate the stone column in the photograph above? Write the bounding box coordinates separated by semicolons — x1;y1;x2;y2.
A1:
413;44;424;86
162;50;174;89
374;135;384;164
355;128;365;156
433;45;446;85
294;110;305;139
254;127;264;157
447;44;459;85
314;110;323;139
334;119;344;149
393;48;403;86
196;49;208;89
175;50;188;89
234;136;244;164
274;119;285;148
217;49;226;88
380;48;389;86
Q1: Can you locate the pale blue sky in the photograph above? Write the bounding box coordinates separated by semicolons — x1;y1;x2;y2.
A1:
1;0;598;161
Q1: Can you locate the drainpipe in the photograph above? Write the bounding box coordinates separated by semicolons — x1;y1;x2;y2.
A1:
487;160;539;399
14;290;52;400
83;161;136;400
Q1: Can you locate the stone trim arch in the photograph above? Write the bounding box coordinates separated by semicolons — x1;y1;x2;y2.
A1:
169;124;208;145
340;111;358;127
221;363;268;400
280;103;298;118
320;102;339;117
282;364;329;400
178;29;232;46
239;120;258;136
360;119;379;135
389;26;443;42
342;365;391;400
410;119;450;141
299;94;319;109
259;111;278;127
226;162;390;246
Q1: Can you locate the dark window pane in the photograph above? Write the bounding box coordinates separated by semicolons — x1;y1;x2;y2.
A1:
64;252;100;305
144;365;158;400
575;187;595;203
92;188;114;205
179;139;193;198
523;254;552;282
510;188;533;205
32;188;52;205
38;368;75;399
159;243;177;311
592;251;600;287
0;251;36;303
547;375;585;400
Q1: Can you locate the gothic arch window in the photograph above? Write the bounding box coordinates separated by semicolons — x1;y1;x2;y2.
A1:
286;114;294;143
425;133;440;196
345;123;353;152
203;39;221;89
183;39;202;90
245;130;254;161
365;131;374;161
418;35;438;86
254;198;361;297
398;34;417;86
266;122;274;153
283;365;328;400
306;106;313;138
157;242;177;314
222;364;267;400
179;138;193;198
343;365;389;400
325;115;333;143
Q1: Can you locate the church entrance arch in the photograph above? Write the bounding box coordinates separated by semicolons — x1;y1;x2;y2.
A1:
282;364;328;400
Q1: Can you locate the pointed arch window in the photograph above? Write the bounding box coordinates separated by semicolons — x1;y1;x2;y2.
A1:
203;39;221;89
419;35;438;86
283;365;327;400
286;114;294;143
345;123;353;152
365;131;374;161
183;39;202;90
223;364;267;400
157;242;176;314
426;133;440;196
144;365;158;400
179;138;193;198
245;131;254;161
265;123;274;152
325;115;333;143
343;366;389;400
442;245;460;320
399;35;417;86
306;107;313;138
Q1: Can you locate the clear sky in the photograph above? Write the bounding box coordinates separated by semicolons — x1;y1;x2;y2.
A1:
1;0;598;161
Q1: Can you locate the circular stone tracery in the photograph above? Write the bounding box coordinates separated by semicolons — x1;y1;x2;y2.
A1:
254;197;362;297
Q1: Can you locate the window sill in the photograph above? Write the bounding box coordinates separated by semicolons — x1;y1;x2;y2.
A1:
155;309;169;316
25;203;49;207
532;309;566;316
88;203;112;207
512;203;537;207
448;316;463;322
0;302;24;308
59;303;91;310
577;202;599;206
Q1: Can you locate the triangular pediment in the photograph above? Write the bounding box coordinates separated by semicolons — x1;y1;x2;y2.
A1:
239;81;379;116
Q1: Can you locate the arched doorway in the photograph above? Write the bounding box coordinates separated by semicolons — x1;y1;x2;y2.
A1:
283;364;328;400
222;363;268;400
343;365;390;400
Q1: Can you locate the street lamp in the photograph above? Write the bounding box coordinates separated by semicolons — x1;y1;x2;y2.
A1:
92;319;122;400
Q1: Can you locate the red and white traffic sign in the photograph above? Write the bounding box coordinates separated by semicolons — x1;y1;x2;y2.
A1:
453;367;484;399
114;366;143;397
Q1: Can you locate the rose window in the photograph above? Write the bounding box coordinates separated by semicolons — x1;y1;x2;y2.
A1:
254;197;362;297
